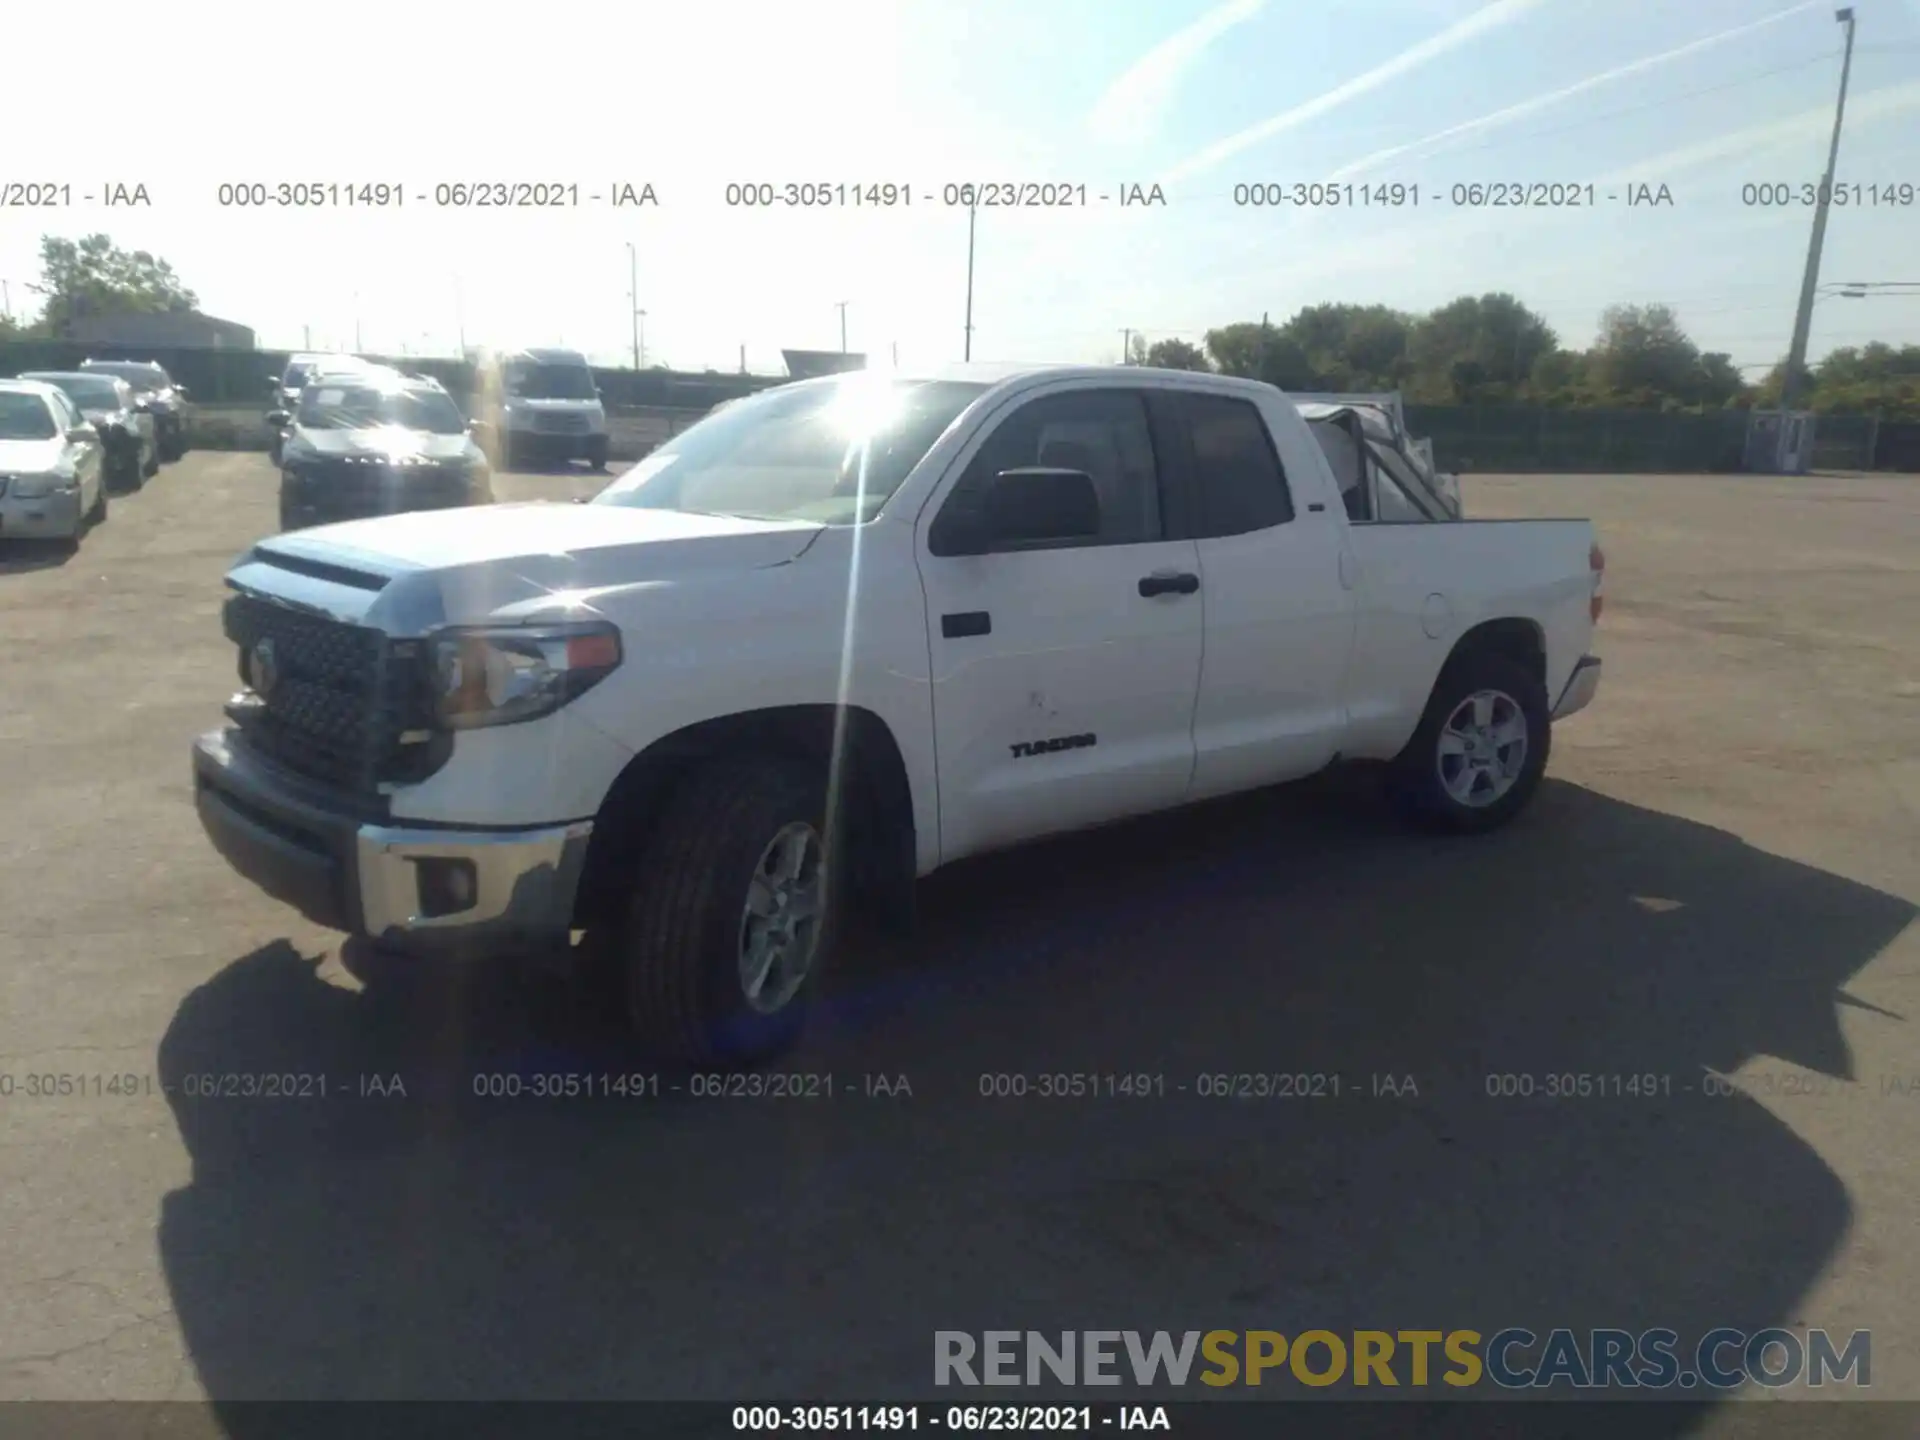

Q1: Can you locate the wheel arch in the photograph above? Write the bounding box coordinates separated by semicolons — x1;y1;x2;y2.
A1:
1439;616;1547;694
573;703;918;932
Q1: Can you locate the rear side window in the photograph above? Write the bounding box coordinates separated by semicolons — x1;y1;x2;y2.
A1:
1172;394;1294;537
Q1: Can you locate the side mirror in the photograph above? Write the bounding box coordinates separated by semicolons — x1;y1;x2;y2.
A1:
985;467;1101;545
937;467;1102;555
174;384;190;398
265;410;290;428
134;399;153;414
67;425;97;445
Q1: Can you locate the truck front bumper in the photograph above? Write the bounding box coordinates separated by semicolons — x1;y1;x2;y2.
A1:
1552;655;1602;720
192;727;592;956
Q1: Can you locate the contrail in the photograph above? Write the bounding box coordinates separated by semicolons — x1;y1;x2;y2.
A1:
1088;0;1269;145
1327;0;1828;182
1589;78;1920;188
1161;0;1545;182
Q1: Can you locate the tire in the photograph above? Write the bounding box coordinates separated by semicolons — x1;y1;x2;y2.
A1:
586;436;609;473
144;440;160;479
87;479;109;526
606;756;839;1067
268;435;283;467
1387;650;1550;834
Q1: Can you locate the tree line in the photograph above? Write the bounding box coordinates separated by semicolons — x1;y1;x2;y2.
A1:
6;235;1916;419
1136;294;1919;420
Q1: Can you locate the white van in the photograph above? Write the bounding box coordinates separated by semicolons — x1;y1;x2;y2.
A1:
477;347;609;470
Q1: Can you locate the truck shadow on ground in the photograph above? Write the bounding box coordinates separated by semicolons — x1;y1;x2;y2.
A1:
0;539;79;574
154;775;1915;1428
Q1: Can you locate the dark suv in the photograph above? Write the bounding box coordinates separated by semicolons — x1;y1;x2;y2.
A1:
78;359;190;460
272;368;495;531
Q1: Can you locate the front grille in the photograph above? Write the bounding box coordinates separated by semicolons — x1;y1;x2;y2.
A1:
291;457;471;515
222;592;442;793
534;412;590;433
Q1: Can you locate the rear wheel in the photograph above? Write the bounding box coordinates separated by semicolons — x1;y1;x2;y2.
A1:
1387;651;1549;833
602;757;837;1067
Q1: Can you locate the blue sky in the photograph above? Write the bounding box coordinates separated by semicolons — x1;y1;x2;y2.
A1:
4;0;1918;375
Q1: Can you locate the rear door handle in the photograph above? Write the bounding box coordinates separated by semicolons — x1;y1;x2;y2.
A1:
1138;571;1200;598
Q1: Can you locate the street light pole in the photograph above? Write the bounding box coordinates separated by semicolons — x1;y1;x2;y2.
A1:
963;194;977;361
1780;6;1857;413
626;243;641;371
836;301;849;354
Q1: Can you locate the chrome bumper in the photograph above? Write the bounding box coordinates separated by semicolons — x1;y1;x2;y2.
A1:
1552;656;1602;720
192;727;591;956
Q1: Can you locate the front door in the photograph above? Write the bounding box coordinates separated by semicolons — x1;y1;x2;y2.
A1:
916;386;1205;862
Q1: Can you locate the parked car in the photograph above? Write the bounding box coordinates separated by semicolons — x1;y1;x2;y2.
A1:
20;371;158;491
473;346;610;470
192;364;1604;1067
268;354;371;464
0;379;109;544
77;359;190;460
269;367;494;531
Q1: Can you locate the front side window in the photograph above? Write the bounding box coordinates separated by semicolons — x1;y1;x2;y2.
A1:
940;389;1162;549
85;362;169;392
595;376;987;524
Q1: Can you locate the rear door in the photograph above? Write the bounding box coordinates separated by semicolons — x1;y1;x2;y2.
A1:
1155;390;1357;800
916;384;1205;862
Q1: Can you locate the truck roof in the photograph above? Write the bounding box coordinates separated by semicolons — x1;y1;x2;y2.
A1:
802;362;1285;400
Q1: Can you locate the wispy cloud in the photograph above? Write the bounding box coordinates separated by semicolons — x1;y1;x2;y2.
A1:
1086;0;1269;145
1161;0;1546;183
1326;0;1827;182
1589;78;1920;187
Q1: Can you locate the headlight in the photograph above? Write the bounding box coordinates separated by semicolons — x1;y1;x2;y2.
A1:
430;621;621;730
9;472;71;500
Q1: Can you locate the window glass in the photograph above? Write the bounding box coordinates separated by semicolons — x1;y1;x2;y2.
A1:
949;389;1161;548
0;392;58;439
1179;394;1293;536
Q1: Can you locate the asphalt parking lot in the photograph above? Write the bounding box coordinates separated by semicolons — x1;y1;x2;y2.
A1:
0;454;1915;1423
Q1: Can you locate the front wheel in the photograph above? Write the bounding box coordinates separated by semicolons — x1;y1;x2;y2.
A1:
87;479;109;526
585;436;609;473
1387;651;1549;833
603;757;837;1067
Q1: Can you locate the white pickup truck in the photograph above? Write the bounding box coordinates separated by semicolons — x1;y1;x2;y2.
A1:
192;364;1604;1065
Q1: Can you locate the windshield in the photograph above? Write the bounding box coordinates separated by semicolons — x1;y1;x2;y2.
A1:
86;362;169;392
0;391;60;440
296;384;467;435
504;361;598;400
593;377;988;524
31;376;122;411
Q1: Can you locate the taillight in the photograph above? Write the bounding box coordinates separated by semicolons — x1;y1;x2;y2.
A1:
1590;543;1606;622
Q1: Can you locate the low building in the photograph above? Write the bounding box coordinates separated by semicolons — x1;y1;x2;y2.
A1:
66;310;255;350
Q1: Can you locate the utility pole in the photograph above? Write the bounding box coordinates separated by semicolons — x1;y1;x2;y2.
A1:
740;343;746;375
1;280;10;323
892;341;898;367
1259;311;1270;380
638;310;647;368
836;301;849;354
964;192;977;361
1120;328;1134;364
302;323;311;350
626;243;641;370
1780;6;1857;414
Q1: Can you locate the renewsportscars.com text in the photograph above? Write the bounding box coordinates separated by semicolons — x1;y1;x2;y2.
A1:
934;1328;1870;1390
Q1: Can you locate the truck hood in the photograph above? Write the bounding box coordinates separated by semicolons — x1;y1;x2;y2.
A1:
237;502;823;630
0;437;66;473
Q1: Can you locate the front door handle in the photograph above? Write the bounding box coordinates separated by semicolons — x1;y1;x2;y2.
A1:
1139;571;1200;598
